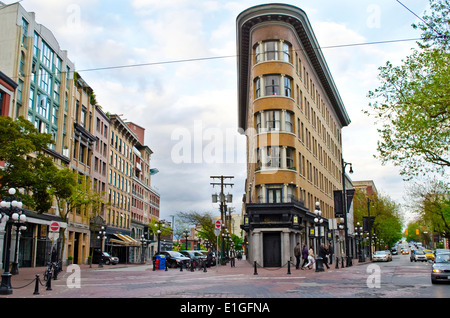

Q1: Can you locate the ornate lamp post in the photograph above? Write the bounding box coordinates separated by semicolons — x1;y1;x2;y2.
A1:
341;158;353;267
314;201;324;272
140;234;148;264
156;220;166;254
11;215;27;275
355;222;364;263
184;229;189;250
97;226;106;268
0;188;26;295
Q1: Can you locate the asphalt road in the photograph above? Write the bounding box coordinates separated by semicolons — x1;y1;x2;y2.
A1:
2;252;449;313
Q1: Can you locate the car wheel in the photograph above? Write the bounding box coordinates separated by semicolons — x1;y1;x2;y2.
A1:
105;259;110;265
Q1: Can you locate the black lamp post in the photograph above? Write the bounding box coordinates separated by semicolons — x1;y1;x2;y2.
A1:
156;221;166;254
11;217;27;275
0;188;26;295
314;201;324;272
184;230;189;250
355;222;364;263
341;158;353;267
97;226;106;268
140;234;148;264
367;198;375;261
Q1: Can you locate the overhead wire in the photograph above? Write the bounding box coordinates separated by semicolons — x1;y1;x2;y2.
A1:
9;36;426;81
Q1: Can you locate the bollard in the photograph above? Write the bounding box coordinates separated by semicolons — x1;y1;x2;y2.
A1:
33;274;40;295
46;270;52;291
203;261;207;272
253;261;258;275
287;260;291;275
153;261;156;271
341;256;345;268
180;263;183;272
315;257;324;272
191;260;194;272
335;256;339;269
165;264;168;271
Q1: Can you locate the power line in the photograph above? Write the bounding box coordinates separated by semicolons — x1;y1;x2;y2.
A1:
8;36;426;80
75;37;423;74
395;0;444;38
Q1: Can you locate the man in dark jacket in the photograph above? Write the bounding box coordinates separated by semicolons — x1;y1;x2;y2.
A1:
319;243;330;269
294;242;301;269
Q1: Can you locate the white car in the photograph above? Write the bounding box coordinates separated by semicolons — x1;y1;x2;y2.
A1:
410;249;427;262
372;251;389;262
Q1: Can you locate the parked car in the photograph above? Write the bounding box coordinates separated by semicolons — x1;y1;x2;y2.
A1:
197;250;216;266
435;249;450;255
391;248;398;255
180;250;206;266
384;250;393;261
423;249;435;261
410;249;427;262
373;251;389;262
93;249;119;265
158;251;190;268
431;252;450;284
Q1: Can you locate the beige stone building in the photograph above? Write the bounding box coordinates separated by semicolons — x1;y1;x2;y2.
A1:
237;4;351;267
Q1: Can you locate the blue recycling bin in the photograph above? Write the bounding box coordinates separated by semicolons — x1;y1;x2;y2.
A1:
157;255;166;269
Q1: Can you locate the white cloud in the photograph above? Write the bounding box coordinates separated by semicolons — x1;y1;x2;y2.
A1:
16;0;430;222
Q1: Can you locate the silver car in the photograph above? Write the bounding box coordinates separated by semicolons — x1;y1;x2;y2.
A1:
410;249;427;262
431;252;450;284
372;251;389;262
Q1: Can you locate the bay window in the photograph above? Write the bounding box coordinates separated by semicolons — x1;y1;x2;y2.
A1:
254;40;292;64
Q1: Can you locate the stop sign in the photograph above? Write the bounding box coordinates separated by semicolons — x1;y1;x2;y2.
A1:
215;220;222;229
50;222;59;232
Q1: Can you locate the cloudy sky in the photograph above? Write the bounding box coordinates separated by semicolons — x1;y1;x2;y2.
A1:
12;0;430;223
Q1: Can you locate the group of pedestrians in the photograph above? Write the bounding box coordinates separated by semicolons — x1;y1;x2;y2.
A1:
294;242;333;270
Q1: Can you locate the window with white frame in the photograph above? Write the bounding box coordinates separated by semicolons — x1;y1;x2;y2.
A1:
254;40;292;64
264;75;280;96
265;110;280;132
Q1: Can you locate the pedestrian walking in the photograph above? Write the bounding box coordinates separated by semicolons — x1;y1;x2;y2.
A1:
206;248;213;267
294;242;301;269
328;243;334;265
229;247;236;267
301;245;308;270
319;243;330;269
305;248;315;269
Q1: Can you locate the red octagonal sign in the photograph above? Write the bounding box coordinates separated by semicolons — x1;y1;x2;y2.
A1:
215;220;222;229
50;222;59;232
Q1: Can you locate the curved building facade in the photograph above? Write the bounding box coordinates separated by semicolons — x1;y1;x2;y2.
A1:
237;4;351;267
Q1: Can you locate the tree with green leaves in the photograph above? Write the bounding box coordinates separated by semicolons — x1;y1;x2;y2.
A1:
366;0;450;180
406;178;450;243
49;169;109;261
176;211;218;249
0;116;57;212
353;189;403;249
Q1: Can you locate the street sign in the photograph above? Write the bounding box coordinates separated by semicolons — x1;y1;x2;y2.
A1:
215;220;222;229
50;222;59;232
214;228;220;237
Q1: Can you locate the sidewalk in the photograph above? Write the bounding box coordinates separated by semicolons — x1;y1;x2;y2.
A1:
1;257;369;298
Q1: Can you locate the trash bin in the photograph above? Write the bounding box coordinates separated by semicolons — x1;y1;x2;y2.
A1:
157;255;166;270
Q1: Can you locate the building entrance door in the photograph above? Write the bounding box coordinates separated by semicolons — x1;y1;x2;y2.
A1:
263;232;281;267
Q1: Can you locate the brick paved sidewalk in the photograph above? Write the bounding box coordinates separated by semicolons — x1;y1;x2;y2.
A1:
1;257;368;298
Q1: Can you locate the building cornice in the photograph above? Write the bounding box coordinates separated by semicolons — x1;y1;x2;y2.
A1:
236;3;351;131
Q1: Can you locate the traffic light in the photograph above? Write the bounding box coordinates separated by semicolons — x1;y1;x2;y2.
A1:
416;229;419;235
405;229;408;236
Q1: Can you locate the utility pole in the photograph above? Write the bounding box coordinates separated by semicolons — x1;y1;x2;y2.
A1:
210;176;234;229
